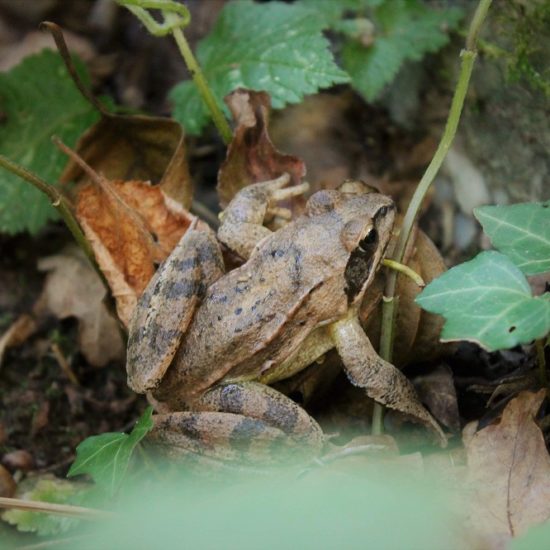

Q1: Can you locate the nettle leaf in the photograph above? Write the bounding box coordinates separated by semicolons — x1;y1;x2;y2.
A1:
416;251;550;351
68;407;153;497
341;0;463;101
170;0;350;135
474;202;550;276
0;50;99;234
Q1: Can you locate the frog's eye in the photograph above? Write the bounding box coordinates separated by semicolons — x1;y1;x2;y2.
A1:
357;228;378;253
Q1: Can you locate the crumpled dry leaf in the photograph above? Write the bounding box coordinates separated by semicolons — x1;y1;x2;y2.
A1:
38;247;124;367
218;89;306;209
463;390;550;546
75;178;199;326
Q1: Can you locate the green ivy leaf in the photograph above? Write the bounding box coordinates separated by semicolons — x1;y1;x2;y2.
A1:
68;407;153;497
170;0;350;135
341;0;463;101
474;202;550;276
0;50;99;234
416;251;550;351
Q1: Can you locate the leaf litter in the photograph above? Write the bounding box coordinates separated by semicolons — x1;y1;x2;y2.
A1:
0;11;549;550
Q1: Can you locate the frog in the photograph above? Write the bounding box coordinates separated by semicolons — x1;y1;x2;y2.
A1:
127;174;446;465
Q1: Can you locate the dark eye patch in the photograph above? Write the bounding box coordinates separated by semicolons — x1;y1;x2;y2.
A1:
358;228;378;253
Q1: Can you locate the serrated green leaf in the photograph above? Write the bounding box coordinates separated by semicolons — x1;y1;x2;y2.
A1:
298;0;368;24
416;251;550;351
68;407;153;497
341;0;463;101
0;50;99;234
170;0;350;135
474;202;550;276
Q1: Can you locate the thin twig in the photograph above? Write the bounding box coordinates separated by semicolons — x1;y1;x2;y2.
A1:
0;154;98;274
0;497;111;520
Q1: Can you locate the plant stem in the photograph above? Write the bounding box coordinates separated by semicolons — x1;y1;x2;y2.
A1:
0;155;95;266
167;15;233;144
373;0;492;435
382;259;425;287
0;496;111;520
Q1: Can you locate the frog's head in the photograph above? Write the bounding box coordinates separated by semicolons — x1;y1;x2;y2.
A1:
306;182;395;306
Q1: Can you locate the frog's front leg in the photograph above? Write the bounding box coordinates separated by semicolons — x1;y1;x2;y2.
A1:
330;316;447;446
218;173;309;259
148;382;324;465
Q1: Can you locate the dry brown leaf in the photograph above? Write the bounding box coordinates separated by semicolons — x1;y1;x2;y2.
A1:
218;89;306;209
43;19;193;209
0;465;16;498
0;315;36;367
38;248;124;367
75;179;200;326
61;113;193;209
463;390;550;545
414;365;460;433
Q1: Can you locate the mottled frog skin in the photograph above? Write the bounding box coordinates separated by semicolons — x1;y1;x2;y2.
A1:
127;175;445;464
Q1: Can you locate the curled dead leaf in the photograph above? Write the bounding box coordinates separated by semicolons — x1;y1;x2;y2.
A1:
463;390;550;545
61;113;193;209
75;179;203;327
38;247;124;367
218;89;306;209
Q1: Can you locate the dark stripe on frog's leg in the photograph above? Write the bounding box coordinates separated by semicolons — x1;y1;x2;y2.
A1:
149;411;293;465
127;228;224;394
197;382;323;448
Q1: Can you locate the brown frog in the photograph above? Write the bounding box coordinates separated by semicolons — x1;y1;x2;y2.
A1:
127;174;445;464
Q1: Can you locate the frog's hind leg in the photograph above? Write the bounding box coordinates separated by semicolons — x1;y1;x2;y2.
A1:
127;227;225;394
218;174;309;259
149;382;324;466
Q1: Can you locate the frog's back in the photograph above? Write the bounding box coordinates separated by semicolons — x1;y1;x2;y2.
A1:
156;215;349;403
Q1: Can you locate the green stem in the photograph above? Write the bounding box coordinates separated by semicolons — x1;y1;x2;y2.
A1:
116;0;233;144
168;17;233;144
382;259;425;288
0;154;104;286
373;0;492;435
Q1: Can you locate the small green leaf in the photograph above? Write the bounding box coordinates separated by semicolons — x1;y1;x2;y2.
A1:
2;476;87;536
416;251;550;351
170;0;350;135
68;407;153;497
474;202;550;276
341;0;463;101
0;50;99;234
